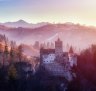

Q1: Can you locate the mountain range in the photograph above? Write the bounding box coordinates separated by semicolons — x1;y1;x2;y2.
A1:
0;20;96;53
0;20;49;28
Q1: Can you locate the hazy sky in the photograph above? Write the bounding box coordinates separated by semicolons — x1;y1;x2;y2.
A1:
0;0;96;26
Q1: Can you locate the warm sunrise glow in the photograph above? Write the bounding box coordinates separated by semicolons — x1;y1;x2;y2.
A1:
0;0;96;26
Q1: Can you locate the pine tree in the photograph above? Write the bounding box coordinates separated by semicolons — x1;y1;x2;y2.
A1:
17;44;23;62
4;43;9;65
8;64;17;79
10;41;16;63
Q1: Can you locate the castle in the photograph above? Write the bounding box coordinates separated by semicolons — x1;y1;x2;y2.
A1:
40;38;77;81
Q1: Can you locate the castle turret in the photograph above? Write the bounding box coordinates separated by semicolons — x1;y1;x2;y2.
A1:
68;46;77;67
69;46;74;56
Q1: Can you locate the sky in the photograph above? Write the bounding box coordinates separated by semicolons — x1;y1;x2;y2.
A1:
0;0;96;26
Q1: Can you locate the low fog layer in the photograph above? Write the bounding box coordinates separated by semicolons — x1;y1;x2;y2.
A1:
0;22;96;55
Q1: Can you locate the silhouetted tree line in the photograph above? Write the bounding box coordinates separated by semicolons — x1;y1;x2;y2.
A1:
1;33;96;91
0;34;28;67
76;44;96;91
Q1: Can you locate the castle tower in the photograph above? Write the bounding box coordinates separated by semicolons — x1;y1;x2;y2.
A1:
55;38;63;57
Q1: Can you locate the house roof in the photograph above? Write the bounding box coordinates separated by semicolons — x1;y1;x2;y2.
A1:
40;48;55;54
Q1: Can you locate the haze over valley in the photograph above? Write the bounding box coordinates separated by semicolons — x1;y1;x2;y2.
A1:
0;20;96;53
